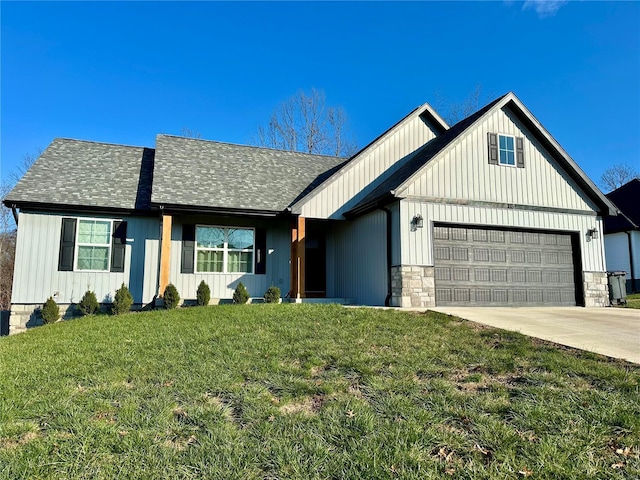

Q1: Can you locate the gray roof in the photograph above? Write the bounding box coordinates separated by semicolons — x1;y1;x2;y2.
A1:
5;138;154;211
151;135;346;213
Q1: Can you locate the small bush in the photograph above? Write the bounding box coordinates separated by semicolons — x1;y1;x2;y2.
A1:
233;282;249;304
112;283;133;315
196;280;211;307
77;290;99;316
41;297;60;324
164;283;181;309
263;286;281;303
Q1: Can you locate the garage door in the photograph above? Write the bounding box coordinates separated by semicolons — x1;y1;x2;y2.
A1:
433;225;578;306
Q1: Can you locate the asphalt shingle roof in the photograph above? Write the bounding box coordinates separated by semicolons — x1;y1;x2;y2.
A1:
604;178;640;233
5;139;154;211
151;135;346;212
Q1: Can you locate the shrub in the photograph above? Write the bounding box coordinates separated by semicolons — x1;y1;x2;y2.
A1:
263;286;281;303
112;283;133;315
233;282;249;304
196;280;211;307
163;283;180;309
77;290;99;316
41;297;60;324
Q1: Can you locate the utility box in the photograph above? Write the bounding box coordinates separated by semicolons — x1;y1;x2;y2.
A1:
607;271;627;306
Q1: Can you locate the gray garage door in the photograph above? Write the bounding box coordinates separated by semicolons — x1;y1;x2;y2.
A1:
433;225;578;306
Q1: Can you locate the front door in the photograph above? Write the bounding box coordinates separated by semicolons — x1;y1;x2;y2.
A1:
305;228;326;297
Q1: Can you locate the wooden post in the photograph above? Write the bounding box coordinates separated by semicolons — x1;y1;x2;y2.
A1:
290;216;306;299
159;214;172;296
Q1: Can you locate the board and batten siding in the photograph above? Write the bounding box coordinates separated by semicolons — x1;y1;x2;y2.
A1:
168;217;291;301
604;231;640;283
326;210;388;305
399;200;606;272
11;212;160;305
400;107;599;213
297;114;441;220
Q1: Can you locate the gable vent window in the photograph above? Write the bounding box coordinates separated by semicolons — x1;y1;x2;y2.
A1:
488;133;525;168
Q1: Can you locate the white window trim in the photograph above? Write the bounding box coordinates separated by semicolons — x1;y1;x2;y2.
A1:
498;134;517;167
74;217;113;272
195;225;255;274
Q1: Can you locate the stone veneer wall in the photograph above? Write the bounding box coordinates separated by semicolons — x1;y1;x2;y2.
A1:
583;271;610;307
8;304;77;335
390;265;435;308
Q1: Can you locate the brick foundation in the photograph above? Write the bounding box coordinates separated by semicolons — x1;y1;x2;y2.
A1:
390;265;435;308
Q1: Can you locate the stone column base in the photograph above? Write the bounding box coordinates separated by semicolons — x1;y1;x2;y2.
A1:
583;271;609;307
390;265;435;308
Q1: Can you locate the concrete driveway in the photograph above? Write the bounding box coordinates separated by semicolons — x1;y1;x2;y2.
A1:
429;307;640;364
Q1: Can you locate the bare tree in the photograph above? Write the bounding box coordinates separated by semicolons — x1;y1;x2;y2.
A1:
179;127;202;139
433;84;491;126
256;88;357;157
600;164;639;192
1;149;39;310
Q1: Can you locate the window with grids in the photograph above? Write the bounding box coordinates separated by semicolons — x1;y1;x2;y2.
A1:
76;219;112;271
196;226;254;273
499;135;515;166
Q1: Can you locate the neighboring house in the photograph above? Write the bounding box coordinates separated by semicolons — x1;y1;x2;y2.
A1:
4;92;616;334
604;178;640;293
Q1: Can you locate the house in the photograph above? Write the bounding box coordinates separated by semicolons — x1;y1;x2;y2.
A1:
3;92;617;334
604;178;640;293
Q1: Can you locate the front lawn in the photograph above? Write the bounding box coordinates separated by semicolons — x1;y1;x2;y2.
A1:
623;292;640;309
1;305;638;479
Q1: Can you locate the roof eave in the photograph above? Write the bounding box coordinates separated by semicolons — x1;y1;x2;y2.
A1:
151;202;286;218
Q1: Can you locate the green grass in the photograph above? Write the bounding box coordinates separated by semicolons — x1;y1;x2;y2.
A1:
1;305;638;479
623;292;640;309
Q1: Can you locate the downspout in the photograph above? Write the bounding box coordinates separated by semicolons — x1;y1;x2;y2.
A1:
626;231;637;292
11;205;18;226
381;207;393;307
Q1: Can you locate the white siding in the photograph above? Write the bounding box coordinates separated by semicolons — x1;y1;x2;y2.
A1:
401;106;599;212
399;200;606;272
169;217;290;301
327;210;387;305
12;212;159;305
297;114;441;219
604;232;631;276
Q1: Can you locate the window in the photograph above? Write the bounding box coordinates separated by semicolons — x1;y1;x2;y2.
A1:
76;219;112;271
196;226;254;273
499;135;515;166
487;133;525;168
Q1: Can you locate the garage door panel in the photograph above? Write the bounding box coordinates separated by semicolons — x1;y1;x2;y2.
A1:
434;225;577;306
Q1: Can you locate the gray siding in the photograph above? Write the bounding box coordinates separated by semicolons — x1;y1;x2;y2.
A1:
297;113;441;219
399;200;606;272
327;210;387;305
400;106;599;212
169;216;290;300
12;212;159;305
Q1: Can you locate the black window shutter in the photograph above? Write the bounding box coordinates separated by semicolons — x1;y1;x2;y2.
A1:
516;136;525;168
488;133;498;165
58;218;77;271
255;227;266;274
110;221;127;273
181;224;195;274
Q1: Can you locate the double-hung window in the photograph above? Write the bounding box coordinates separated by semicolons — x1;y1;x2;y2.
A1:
76;219;112;271
499;135;516;166
196;226;254;273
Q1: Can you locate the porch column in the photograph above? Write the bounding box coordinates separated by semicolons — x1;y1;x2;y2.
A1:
159;214;172;296
290;216;306;299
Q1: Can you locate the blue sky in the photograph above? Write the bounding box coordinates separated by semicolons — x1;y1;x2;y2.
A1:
2;1;639;187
